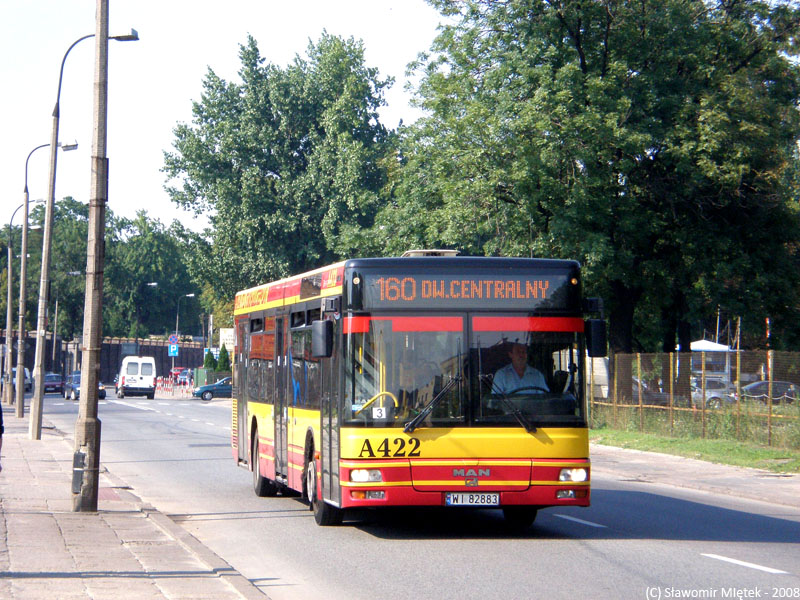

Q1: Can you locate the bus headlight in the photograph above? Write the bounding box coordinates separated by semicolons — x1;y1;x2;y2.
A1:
350;469;382;483
559;468;588;482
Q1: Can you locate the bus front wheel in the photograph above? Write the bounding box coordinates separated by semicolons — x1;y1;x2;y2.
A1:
306;456;343;526
502;506;538;530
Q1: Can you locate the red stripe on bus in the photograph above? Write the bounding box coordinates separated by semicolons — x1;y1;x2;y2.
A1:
343;316;463;334
472;316;584;332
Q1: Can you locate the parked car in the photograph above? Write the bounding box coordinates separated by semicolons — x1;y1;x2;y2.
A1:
691;378;732;409
64;371;107;401
631;377;690;407
735;380;798;405
11;367;32;392
177;369;193;385
43;372;64;394
192;377;231;401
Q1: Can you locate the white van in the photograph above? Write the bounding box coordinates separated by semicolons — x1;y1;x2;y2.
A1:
116;356;156;399
12;367;32;392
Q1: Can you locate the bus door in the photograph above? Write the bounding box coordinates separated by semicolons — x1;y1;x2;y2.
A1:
236;318;248;464
274;317;289;481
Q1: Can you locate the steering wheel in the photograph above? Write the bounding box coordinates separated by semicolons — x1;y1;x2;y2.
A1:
355;391;399;416
505;385;549;395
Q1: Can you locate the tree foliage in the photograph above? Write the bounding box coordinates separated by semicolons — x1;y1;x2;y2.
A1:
216;344;230;372
381;0;800;352
163;33;393;298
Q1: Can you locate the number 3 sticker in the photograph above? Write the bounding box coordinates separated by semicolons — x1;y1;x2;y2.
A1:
372;406;386;419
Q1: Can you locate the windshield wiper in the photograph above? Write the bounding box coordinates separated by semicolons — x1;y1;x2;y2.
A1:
489;382;537;433
404;375;461;433
494;393;537;433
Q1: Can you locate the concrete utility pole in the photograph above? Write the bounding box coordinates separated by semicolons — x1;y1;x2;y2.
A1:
71;3;137;512
4;217;14;406
73;0;110;512
17;147;56;417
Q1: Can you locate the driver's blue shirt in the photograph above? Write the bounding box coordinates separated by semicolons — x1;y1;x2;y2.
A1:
492;364;549;395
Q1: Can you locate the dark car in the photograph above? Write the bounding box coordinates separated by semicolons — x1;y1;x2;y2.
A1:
631;378;690;407
43;372;64;394
64;371;107;401
177;369;193;385
192;377;231;401
737;380;797;405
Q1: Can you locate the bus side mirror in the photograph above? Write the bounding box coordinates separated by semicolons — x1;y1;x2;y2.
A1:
585;319;607;358
312;319;333;358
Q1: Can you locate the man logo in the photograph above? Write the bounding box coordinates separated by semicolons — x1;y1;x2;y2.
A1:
452;468;491;478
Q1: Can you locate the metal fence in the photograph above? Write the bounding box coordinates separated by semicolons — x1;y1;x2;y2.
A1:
587;350;800;449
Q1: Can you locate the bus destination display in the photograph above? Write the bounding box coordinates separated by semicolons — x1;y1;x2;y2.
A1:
360;271;575;310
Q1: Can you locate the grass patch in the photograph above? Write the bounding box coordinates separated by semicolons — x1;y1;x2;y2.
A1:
590;427;800;474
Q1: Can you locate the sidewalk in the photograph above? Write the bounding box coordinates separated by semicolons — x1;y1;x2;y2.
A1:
591;442;800;508
0;406;266;600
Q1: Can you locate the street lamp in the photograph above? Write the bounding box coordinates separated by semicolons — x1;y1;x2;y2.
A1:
15;143;77;416
4;197;47;408
173;293;195;372
31;26;139;442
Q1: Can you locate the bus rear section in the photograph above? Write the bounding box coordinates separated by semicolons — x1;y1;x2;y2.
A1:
232;256;605;527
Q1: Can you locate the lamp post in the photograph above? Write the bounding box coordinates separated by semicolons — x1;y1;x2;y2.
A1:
173;293;195;372
4;204;24;406
4;198;48;407
73;2;139;511
31;25;139;441
16;144;76;416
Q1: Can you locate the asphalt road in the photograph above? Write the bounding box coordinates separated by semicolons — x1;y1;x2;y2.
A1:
40;392;800;600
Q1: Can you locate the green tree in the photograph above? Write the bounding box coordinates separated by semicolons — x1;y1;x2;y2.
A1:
216;344;230;372
104;212;197;338
387;0;800;353
203;349;218;371
164;33;393;298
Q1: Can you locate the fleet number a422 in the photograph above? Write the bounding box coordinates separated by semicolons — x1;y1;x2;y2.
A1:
358;437;421;458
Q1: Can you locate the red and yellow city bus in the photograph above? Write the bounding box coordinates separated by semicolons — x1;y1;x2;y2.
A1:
232;252;606;526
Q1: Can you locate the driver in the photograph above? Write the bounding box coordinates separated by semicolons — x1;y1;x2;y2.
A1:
492;342;549;395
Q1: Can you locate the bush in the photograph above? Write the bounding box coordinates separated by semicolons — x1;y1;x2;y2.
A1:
217;344;230;372
204;349;218;370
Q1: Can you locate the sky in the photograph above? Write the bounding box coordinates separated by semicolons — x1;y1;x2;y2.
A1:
0;1;443;232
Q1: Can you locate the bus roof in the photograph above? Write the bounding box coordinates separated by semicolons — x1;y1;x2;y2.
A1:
234;256;581;316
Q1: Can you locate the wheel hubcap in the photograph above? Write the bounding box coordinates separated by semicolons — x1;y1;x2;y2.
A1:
307;460;315;504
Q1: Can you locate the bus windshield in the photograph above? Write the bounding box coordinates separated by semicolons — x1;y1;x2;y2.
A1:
344;315;466;428
471;315;584;428
342;313;585;428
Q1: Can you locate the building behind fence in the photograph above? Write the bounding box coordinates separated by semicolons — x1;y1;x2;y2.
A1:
588;350;800;449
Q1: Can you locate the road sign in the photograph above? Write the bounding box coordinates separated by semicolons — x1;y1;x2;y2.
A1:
168;343;179;357
168;334;178;345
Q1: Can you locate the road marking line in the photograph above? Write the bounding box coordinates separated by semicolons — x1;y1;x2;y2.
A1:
553;514;607;528
158;403;169;406
109;400;158;412
701;554;787;574
205;422;215;427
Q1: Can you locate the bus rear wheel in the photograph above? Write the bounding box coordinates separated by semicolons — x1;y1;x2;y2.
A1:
502;506;538;530
252;429;278;497
306;457;342;526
